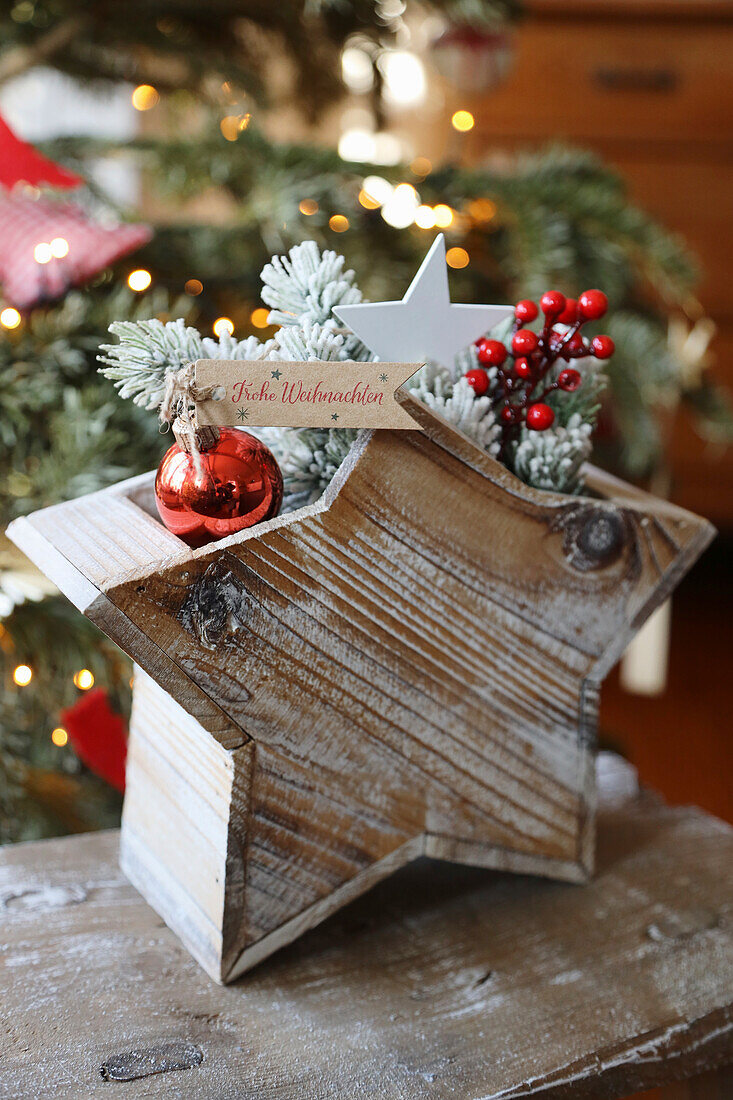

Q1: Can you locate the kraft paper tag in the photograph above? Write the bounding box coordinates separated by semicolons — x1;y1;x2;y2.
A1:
194;360;423;430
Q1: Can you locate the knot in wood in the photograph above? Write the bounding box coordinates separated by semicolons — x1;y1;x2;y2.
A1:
100;1040;203;1081
178;559;248;649
559;505;628;572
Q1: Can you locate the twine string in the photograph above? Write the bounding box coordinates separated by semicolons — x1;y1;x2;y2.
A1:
159;363;219;476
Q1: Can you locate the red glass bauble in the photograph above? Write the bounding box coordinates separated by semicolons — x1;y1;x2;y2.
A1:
155;428;283;548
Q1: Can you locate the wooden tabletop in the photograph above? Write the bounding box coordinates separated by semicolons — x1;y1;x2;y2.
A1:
1;756;732;1100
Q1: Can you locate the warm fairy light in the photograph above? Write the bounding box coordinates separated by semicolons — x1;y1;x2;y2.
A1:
127;269;152;292
468;197;497;223
1;307;21;329
361;176;393;207
50;237;69;258
251;308;270;329
299;199;318;216
433;204;454;228
34;242;52;264
451;109;475;132
220;116;239;141
184;278;203;296
213;316;234;337
380;50;427;108
446;246;470;269
132;84;159;111
220;114;250;142
358;189;380;210
51;727;68;747
73;669;94;690
329;214;349;233
414;205;436;229
410;156;432;178
13;664;33;686
381;182;419;229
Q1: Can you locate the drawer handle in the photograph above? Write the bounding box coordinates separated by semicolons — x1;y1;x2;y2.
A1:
593;67;679;93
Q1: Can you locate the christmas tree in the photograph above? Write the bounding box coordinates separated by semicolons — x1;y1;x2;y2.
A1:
1;0;729;843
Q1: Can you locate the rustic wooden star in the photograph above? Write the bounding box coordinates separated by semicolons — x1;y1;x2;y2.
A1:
8;395;713;984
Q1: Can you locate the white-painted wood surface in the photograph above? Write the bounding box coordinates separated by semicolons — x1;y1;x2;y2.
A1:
0;758;731;1100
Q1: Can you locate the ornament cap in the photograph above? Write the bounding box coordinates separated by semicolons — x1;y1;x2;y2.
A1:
172;418;220;455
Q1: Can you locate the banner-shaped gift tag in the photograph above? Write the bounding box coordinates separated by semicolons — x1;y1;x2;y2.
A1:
194;359;423;430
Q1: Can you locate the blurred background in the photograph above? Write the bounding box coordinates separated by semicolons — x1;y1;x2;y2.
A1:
0;0;730;862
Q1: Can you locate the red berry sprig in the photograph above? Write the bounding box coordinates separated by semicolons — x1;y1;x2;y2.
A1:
465;288;615;452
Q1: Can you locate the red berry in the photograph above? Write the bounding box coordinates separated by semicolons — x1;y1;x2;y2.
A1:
515;299;538;323
578;289;608;321
557;368;582;392
591;334;615;358
526;403;555;431
512;329;538;355
540;290;566;316
565;331;586;353
464;368;490;396
501;404;521;424
476;338;507;367
514;356;532;379
557;298;578;325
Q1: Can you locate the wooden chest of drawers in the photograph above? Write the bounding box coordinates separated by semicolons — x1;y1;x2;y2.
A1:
459;0;733;526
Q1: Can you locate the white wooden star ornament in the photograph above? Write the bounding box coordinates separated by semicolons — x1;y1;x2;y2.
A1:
334;233;514;368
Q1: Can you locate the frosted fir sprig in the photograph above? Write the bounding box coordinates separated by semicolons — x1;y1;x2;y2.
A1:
510;414;593;494
261;240;369;361
99;319;206;409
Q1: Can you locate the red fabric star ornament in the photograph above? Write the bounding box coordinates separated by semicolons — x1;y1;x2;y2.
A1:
0;193;151;309
0;113;83;191
61;688;128;793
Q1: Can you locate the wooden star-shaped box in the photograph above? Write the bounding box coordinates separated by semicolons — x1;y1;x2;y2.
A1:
8;393;713;983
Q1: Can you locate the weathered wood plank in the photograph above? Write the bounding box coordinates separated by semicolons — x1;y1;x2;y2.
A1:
0;762;731;1100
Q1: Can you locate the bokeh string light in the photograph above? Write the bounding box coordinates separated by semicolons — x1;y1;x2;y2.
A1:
128;269;152;292
1;307;21;329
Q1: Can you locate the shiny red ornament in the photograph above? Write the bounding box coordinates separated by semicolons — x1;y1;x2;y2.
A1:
557;368;582;391
577;289;608;321
465;367;490;395
515;299;538;323
557;297;578;325
512;329;538;355
540;290;566;316
155;428;283;548
591;334;615;358
526;403;555;431
476;337;507;366
514;356;532;379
